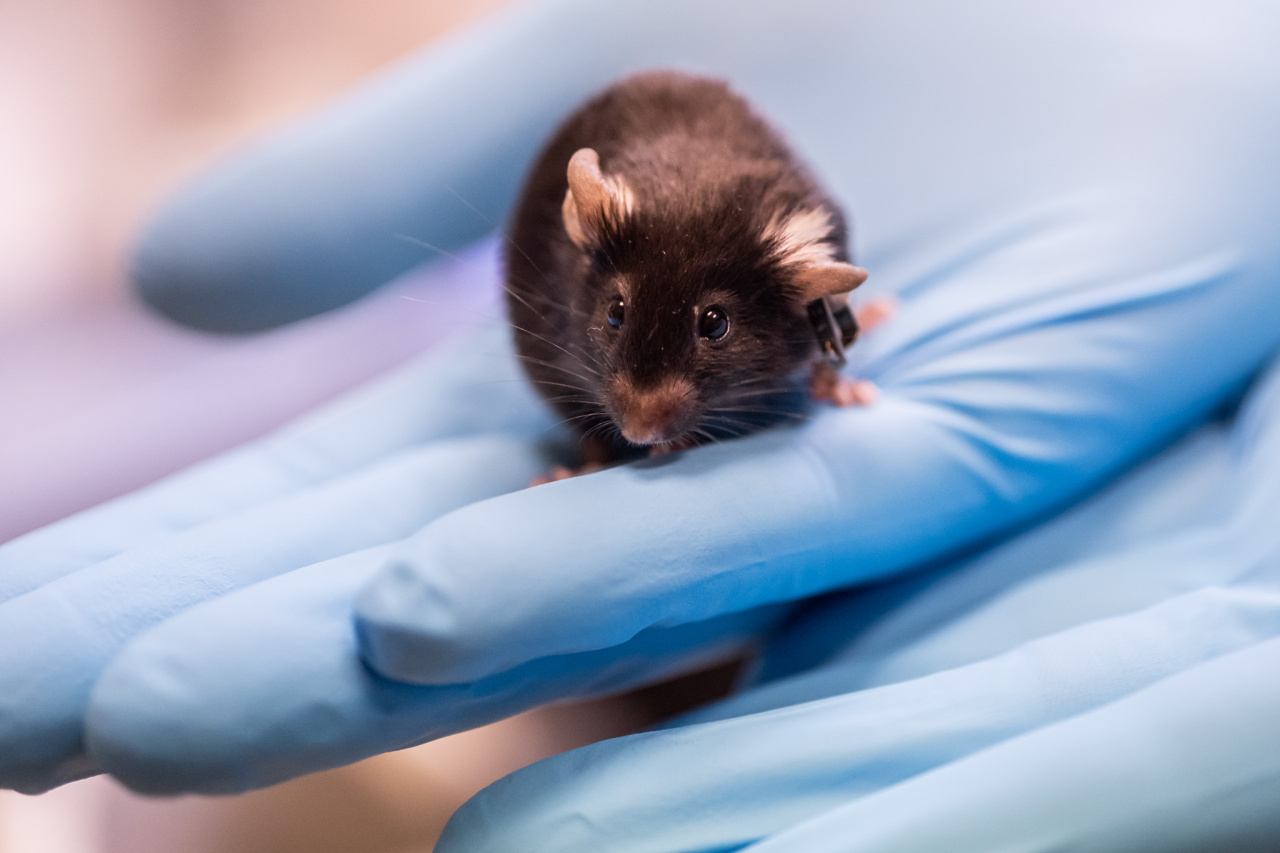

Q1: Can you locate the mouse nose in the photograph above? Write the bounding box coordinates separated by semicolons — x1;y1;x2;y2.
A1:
613;377;697;445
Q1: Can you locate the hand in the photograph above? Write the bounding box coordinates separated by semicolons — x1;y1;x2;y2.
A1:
437;355;1280;851
2;0;1278;821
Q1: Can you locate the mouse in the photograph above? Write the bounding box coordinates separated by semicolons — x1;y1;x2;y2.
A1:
505;71;889;480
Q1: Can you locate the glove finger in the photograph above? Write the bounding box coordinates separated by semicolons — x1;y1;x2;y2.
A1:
0;434;545;793
94;391;1261;804
0;321;548;605
687;503;1279;725
753;412;1238;688
748;361;1279;701
740;635;1280;853
435;353;1280;850
83;547;785;795
133;0;1280;336
132;0;630;332
356;190;1280;686
133;0;861;331
436;581;1280;853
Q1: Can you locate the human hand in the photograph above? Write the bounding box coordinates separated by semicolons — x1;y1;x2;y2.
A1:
438;354;1280;852
4;0;1279;807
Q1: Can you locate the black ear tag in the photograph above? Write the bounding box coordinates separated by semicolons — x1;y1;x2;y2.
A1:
807;297;859;367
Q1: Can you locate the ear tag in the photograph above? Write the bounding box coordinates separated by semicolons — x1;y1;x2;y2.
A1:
807;297;859;367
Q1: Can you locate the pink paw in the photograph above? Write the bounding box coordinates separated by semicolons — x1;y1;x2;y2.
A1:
831;378;880;407
855;296;897;332
811;364;880;408
529;462;604;487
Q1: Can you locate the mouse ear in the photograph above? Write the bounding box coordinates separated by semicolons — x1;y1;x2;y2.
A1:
793;261;869;301
562;148;634;250
763;208;866;299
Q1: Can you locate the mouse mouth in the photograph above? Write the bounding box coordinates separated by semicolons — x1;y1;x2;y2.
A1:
611;377;697;446
621;424;690;446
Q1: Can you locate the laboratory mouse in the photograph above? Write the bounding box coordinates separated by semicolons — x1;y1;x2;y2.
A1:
505;71;890;480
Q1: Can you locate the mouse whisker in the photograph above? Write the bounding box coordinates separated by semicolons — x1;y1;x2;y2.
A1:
542;411;610;440
699;419;751;440
690;426;719;445
506;326;604;378
511;352;602;384
500;283;548;319
393;229;557;322
437;182;560;295
719;387;793;401
578;419;621;447
719;382;794;397
527;378;595;393
525;372;600;397
724;374;780;387
514;364;599;391
544;393;601;404
545;397;604;409
708;402;808;416
393;234;467;264
554;412;605;428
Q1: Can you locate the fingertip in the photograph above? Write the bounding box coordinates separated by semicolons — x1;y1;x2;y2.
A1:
130;175;282;334
130;145;419;334
354;554;465;685
86;640;242;795
849;380;881;406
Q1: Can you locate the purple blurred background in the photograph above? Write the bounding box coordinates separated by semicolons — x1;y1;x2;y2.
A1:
0;0;518;543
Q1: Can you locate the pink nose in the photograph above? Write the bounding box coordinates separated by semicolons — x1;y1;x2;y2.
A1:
614;378;696;445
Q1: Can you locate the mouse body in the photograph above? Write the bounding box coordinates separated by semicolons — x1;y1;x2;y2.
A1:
506;71;875;467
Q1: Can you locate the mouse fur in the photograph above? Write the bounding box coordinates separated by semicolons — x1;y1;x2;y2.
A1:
505;71;867;464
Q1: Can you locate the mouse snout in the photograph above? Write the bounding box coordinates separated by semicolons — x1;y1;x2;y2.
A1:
612;377;697;446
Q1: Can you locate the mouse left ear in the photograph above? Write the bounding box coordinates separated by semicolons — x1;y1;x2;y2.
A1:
793;262;869;301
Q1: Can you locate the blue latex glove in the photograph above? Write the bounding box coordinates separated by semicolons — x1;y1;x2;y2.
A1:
438;355;1280;851
0;2;1275;830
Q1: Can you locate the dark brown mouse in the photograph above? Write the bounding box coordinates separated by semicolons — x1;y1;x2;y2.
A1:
505;71;881;473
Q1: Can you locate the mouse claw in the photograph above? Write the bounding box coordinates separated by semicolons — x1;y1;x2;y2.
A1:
854;296;897;333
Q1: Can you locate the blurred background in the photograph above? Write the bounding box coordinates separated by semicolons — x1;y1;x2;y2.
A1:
0;0;521;543
0;0;657;850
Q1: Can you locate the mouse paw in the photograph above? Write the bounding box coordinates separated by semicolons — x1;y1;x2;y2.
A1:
811;363;880;407
854;296;897;333
529;462;604;487
835;379;880;406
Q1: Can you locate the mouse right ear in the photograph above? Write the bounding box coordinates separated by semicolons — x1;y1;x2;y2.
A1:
562;148;634;250
793;262;869;301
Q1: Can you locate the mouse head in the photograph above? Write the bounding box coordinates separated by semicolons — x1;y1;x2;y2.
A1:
561;147;867;448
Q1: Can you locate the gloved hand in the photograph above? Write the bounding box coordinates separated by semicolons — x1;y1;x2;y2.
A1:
437;353;1280;852
0;0;1277;821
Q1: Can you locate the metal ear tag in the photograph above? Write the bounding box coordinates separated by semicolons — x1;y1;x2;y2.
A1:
807;297;859;367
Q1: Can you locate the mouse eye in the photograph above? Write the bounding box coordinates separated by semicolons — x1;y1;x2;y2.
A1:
698;305;730;341
607;298;626;329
